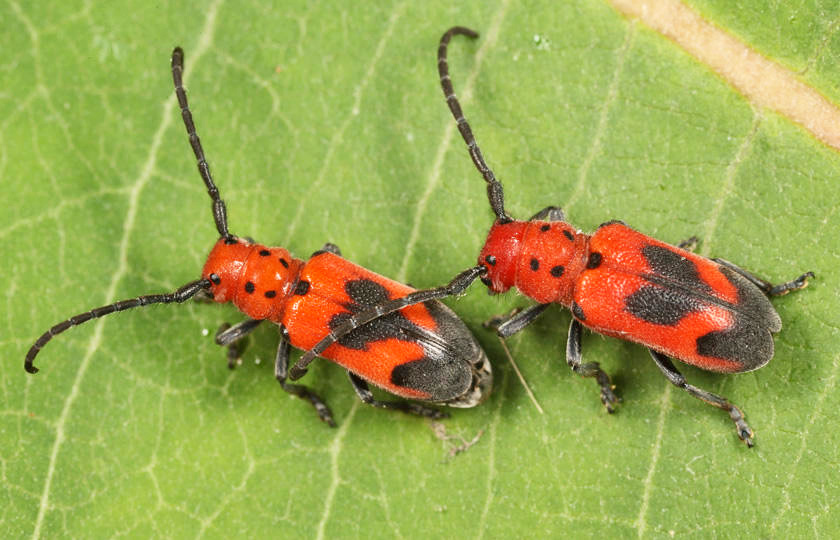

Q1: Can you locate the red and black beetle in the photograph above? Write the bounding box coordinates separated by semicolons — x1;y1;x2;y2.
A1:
432;27;813;445
24;47;492;426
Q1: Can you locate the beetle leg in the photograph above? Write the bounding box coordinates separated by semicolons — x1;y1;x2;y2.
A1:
713;258;814;297
193;288;216;303
567;319;619;412
676;236;699;251
312;242;342;257
648;349;753;447
484;303;550;338
528;206;566;222
214;318;263;369
274;325;335;426
348;372;448;420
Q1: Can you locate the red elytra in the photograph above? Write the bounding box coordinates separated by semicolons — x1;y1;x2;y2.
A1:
24;47;491;427
436;27;813;446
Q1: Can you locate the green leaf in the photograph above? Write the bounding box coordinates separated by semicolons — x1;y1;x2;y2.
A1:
3;1;838;537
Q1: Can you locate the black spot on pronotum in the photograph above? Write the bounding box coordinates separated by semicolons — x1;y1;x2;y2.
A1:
572;302;586;321
550;265;564;278
279;258;289;268
563;230;574;241
244;281;255;294
209;273;221;285
259;249;270;256
295;280;310;295
530;258;540;271
587;252;602;269
540;224;550;232
264;290;277;299
485;255;497;266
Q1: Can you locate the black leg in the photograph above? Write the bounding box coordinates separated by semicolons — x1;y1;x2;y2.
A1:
648;349;753;447
193;288;215;303
484;304;550;338
566;319;619;412
677;236;699;251
275;325;335;426
528;206;566;222
348;372;448;419
214;319;263;369
713;258;814;297
312;242;342;257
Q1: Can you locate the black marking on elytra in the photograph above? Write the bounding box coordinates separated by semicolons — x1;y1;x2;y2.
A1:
329;279;421;351
264;290;277;299
279;257;289;268
563;230;574;241
551;265;565;278
294;280;310;296
718;266;781;330
391;355;470;399
259;249;271;256
625;285;704;326
587;252;602;269
540;224;550;232
639;248;778;331
690;266;780;371
328;279;478;398
485;255;497;266
572;302;586;321
695;321;773;372
244;281;255;294
641;245;711;293
209;273;221;285
224;237;239;245
530;258;540;271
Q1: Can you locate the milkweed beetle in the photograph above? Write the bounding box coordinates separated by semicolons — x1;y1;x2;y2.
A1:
430;26;814;446
24;47;492;426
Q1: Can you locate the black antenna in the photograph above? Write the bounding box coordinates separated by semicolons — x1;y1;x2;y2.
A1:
25;279;211;374
171;47;232;240
438;27;511;223
288;266;486;380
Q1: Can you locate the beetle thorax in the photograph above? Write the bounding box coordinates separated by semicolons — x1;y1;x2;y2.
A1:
513;220;588;305
202;237;303;321
478;219;588;305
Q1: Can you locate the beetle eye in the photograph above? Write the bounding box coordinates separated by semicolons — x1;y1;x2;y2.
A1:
484;254;497;266
209;273;221;285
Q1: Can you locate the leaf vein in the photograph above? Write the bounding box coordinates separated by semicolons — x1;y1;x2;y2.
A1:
28;2;225;537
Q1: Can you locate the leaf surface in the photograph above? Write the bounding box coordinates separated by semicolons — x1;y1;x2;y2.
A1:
3;1;838;537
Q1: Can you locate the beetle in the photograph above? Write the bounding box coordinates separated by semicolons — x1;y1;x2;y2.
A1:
428;26;814;446
24;47;492;426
